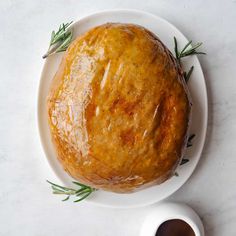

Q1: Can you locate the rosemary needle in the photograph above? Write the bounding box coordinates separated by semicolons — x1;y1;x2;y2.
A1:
180;158;189;165
43;21;73;59
184;66;194;83
47;180;96;202
187;134;196;148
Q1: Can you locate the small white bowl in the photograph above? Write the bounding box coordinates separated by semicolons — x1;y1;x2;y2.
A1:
140;202;204;236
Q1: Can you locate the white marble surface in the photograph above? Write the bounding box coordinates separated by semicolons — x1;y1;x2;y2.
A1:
0;0;236;235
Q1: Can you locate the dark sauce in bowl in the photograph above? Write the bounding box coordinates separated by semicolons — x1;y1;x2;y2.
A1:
156;219;195;236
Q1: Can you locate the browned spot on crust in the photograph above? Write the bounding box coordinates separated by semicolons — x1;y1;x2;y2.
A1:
120;129;136;146
110;97;138;116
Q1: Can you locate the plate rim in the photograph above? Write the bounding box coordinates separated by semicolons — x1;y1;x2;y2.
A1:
37;8;208;208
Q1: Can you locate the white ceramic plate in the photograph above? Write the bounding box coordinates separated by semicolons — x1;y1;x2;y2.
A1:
38;9;207;208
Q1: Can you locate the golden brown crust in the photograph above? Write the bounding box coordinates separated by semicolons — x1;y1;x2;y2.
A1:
47;23;191;193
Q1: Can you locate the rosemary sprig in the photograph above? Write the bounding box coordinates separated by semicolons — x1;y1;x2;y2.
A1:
174;37;205;83
187;134;196;147
43;21;73;59
174;37;206;63
47;180;96;202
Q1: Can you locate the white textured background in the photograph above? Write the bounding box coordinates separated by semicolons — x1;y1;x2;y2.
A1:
0;0;236;235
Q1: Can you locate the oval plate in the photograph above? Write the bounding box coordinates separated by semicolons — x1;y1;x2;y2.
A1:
38;9;207;208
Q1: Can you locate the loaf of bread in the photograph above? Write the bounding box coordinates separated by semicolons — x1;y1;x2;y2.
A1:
47;23;191;193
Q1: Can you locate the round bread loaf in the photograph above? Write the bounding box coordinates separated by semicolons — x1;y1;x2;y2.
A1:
47;23;191;193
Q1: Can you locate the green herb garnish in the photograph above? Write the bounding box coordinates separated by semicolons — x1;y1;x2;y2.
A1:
174;37;205;63
180;158;189;165
43;21;73;59
184;66;194;83
187;134;196;147
47;180;96;202
174;37;205;83
174;172;179;177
